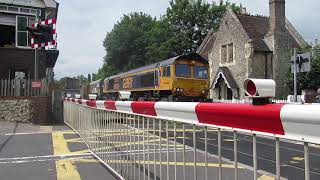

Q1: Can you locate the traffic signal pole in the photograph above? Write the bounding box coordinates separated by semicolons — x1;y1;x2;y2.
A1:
34;45;38;80
34;13;39;80
293;48;297;102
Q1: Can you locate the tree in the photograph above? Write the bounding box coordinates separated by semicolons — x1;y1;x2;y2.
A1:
165;0;241;54
99;1;241;78
102;12;157;76
287;40;320;93
145;18;177;63
76;75;89;84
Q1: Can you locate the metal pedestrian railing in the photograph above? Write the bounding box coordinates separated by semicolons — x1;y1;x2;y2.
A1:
64;99;320;180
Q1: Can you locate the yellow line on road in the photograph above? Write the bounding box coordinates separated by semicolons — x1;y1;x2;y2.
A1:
74;158;99;163
55;160;82;180
292;157;304;161
257;175;275;180
66;138;83;143
52;132;71;155
104;159;242;168
52;132;81;180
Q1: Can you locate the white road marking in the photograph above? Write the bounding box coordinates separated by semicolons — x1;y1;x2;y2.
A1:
3;130;74;136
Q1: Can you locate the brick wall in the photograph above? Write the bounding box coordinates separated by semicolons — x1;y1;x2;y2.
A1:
0;96;52;124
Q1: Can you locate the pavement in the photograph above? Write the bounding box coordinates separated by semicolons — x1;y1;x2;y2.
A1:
0;121;118;180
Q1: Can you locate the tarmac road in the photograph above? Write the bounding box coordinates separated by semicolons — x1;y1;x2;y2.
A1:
158;124;320;180
0;121;118;180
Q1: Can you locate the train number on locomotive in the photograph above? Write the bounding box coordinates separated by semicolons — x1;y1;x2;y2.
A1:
123;76;133;89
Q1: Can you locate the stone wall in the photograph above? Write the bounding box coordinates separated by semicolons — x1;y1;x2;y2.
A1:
0;96;52;124
209;8;250;99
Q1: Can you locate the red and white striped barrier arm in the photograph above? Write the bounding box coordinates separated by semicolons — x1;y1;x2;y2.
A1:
65;99;320;144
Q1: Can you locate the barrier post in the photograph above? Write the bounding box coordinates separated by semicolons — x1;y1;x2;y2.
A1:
234;131;238;180
304;142;310;180
276;137;281;180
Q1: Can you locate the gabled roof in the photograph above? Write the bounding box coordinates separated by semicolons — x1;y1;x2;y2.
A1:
196;29;216;60
197;9;307;55
235;13;271;52
211;67;238;90
236;13;306;52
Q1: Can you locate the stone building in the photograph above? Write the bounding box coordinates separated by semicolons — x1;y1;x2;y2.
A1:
0;0;59;80
197;0;306;99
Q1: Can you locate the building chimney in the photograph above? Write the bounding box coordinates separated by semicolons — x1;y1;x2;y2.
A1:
269;0;286;34
241;7;247;14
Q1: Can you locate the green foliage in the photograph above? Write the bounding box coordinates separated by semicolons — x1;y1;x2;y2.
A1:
287;40;320;93
53;77;68;90
166;0;241;54
98;0;241;78
53;75;90;90
102;12;157;77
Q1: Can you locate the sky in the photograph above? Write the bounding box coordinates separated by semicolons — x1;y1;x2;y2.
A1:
54;0;320;79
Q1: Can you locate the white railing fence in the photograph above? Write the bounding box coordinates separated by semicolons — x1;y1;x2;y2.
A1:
64;99;320;180
214;99;290;104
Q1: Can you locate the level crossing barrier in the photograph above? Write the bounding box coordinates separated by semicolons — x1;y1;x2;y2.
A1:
64;98;320;180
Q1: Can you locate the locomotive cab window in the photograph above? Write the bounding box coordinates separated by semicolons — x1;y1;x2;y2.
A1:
194;66;208;79
175;64;190;77
162;66;171;77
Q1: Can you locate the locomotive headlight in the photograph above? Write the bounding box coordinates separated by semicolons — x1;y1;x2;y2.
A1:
176;88;183;94
201;90;207;95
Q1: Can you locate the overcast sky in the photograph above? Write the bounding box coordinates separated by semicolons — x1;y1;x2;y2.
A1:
54;0;319;79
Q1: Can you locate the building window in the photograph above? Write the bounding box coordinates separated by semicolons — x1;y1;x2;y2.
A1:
8;6;18;12
175;64;190;77
221;43;234;64
228;43;234;63
0;25;15;47
162;66;171;77
194;66;208;79
20;8;31;14
221;45;227;63
0;5;7;11
0;5;40;16
16;16;35;47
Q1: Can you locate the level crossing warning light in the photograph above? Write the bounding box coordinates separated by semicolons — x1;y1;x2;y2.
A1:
244;79;276;105
26;19;57;49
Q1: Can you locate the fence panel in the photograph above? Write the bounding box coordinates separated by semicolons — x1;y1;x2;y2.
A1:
0;78;50;97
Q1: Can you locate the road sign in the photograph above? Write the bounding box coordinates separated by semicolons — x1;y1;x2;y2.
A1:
291;50;312;102
32;81;42;88
291;52;311;73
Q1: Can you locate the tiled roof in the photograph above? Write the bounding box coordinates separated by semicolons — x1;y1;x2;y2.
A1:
197;29;216;60
211;67;238;90
235;13;272;52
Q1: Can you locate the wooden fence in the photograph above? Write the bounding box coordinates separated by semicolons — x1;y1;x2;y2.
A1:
0;78;50;97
